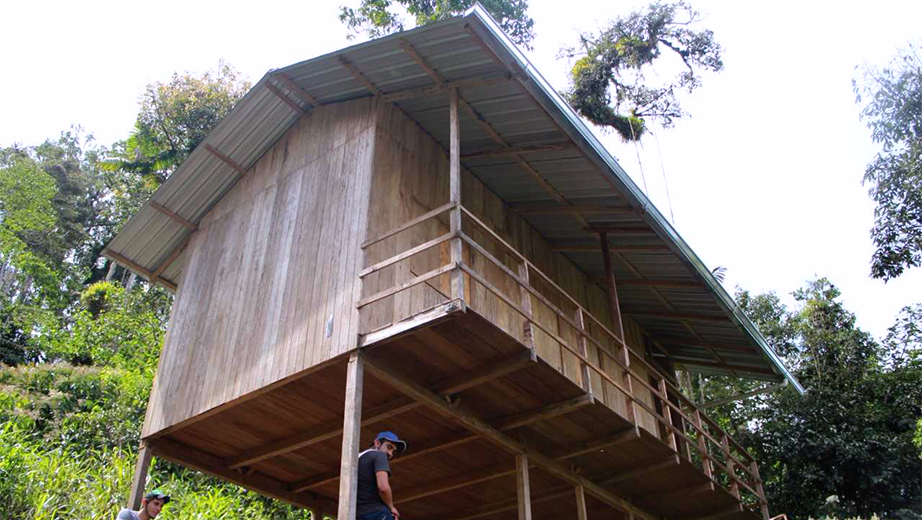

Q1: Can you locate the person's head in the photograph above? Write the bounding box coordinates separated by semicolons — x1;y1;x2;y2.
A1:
141;489;170;518
372;431;407;459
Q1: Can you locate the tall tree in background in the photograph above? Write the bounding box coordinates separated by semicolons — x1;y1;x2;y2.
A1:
854;43;922;281
702;280;922;519
338;0;536;49
108;61;250;186
563;1;723;141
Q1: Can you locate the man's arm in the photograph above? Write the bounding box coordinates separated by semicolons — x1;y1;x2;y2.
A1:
376;470;399;519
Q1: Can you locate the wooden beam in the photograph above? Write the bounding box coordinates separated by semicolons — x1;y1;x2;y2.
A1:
360;299;465;347
227;397;418;470
575;485;588;520
494;394;593;430
552;244;669;253
449;87;464;301
337;351;364;520
435;349;536;396
266;81;308;114
651;335;757;354
462;143;575;159
675;358;777;375
599;232;634;424
149;437;336;512
513;204;636;216
616;279;704;288
517;455;532;520
338;56;381;95
624;310;731;322
585;226;656;235
401;38;446;85
362;356;656;520
635;481;714;498
274;73;322;107
204;144;248;175
102;250;177;292
601;455;681;485
549;426;641;460
149;201;197;231
150;235;190;281
379;74;512;103
128;441;152;509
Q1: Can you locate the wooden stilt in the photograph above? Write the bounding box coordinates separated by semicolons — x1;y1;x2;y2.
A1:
337;351;364;520
449;87;465;301
516;455;532;520
598;232;635;423
575;484;589;520
128;441;153;509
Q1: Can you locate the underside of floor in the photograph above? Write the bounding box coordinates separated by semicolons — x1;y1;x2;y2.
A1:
146;308;759;520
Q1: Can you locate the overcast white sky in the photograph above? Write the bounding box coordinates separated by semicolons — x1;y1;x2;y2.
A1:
2;0;919;340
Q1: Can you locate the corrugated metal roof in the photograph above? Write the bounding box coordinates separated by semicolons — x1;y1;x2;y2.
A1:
104;6;802;393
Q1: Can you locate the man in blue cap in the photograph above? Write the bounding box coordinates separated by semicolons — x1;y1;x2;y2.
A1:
117;489;170;520
356;431;407;520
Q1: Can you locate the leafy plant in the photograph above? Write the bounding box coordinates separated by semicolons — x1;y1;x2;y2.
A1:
563;1;723;141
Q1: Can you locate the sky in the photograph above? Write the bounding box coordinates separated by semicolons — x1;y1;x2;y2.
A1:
1;0;919;340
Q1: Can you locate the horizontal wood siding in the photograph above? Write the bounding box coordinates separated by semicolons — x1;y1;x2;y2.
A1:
362;103;658;436
143;99;377;437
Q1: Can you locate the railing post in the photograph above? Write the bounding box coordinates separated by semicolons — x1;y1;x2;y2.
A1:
751;460;770;520
518;262;535;350
598;231;635;424
574;308;592;393
722;434;740;499
449;87;464;301
695;410;713;480
658;378;678;452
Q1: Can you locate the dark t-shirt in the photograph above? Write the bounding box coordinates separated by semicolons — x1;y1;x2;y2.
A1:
356;449;391;516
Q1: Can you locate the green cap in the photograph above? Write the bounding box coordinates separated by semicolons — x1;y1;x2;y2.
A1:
144;489;171;503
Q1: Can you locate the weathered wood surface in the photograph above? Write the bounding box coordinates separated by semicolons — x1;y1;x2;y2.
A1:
360;101;659;437
143;99;378;437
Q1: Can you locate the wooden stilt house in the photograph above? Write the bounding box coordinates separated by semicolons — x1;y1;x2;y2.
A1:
105;7;802;520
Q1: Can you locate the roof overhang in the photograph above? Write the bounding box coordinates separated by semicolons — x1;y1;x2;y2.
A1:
104;5;803;394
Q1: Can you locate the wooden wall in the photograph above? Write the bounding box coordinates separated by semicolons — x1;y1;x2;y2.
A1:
143;96;659;439
143;99;377;437
360;103;658;435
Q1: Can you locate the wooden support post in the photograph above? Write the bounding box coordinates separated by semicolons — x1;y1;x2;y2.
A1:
722;434;740;499
695;410;713;480
575;485;589;520
658;378;678;452
449;87;465;301
516;455;532;520
751;460;770;520
598;232;634;423
128;441;153;509
518;263;535;350
337;352;365;520
575;308;592;393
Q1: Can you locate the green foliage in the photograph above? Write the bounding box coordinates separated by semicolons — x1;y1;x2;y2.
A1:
106;61;250;185
854;43;922;280
0;427;311;520
563;1;723;141
338;0;536;49
703;280;922;519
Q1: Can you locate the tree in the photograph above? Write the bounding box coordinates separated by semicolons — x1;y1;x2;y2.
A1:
338;0;536;49
563;1;723;141
703;280;922;519
108;61;250;185
854;43;922;281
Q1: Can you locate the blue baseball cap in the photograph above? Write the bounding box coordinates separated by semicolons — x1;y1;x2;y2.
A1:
375;431;407;453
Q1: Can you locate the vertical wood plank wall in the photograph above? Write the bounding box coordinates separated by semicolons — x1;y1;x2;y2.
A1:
143;99;377;437
362;103;658;435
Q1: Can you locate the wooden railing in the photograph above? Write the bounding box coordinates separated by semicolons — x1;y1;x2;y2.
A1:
358;202;768;518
